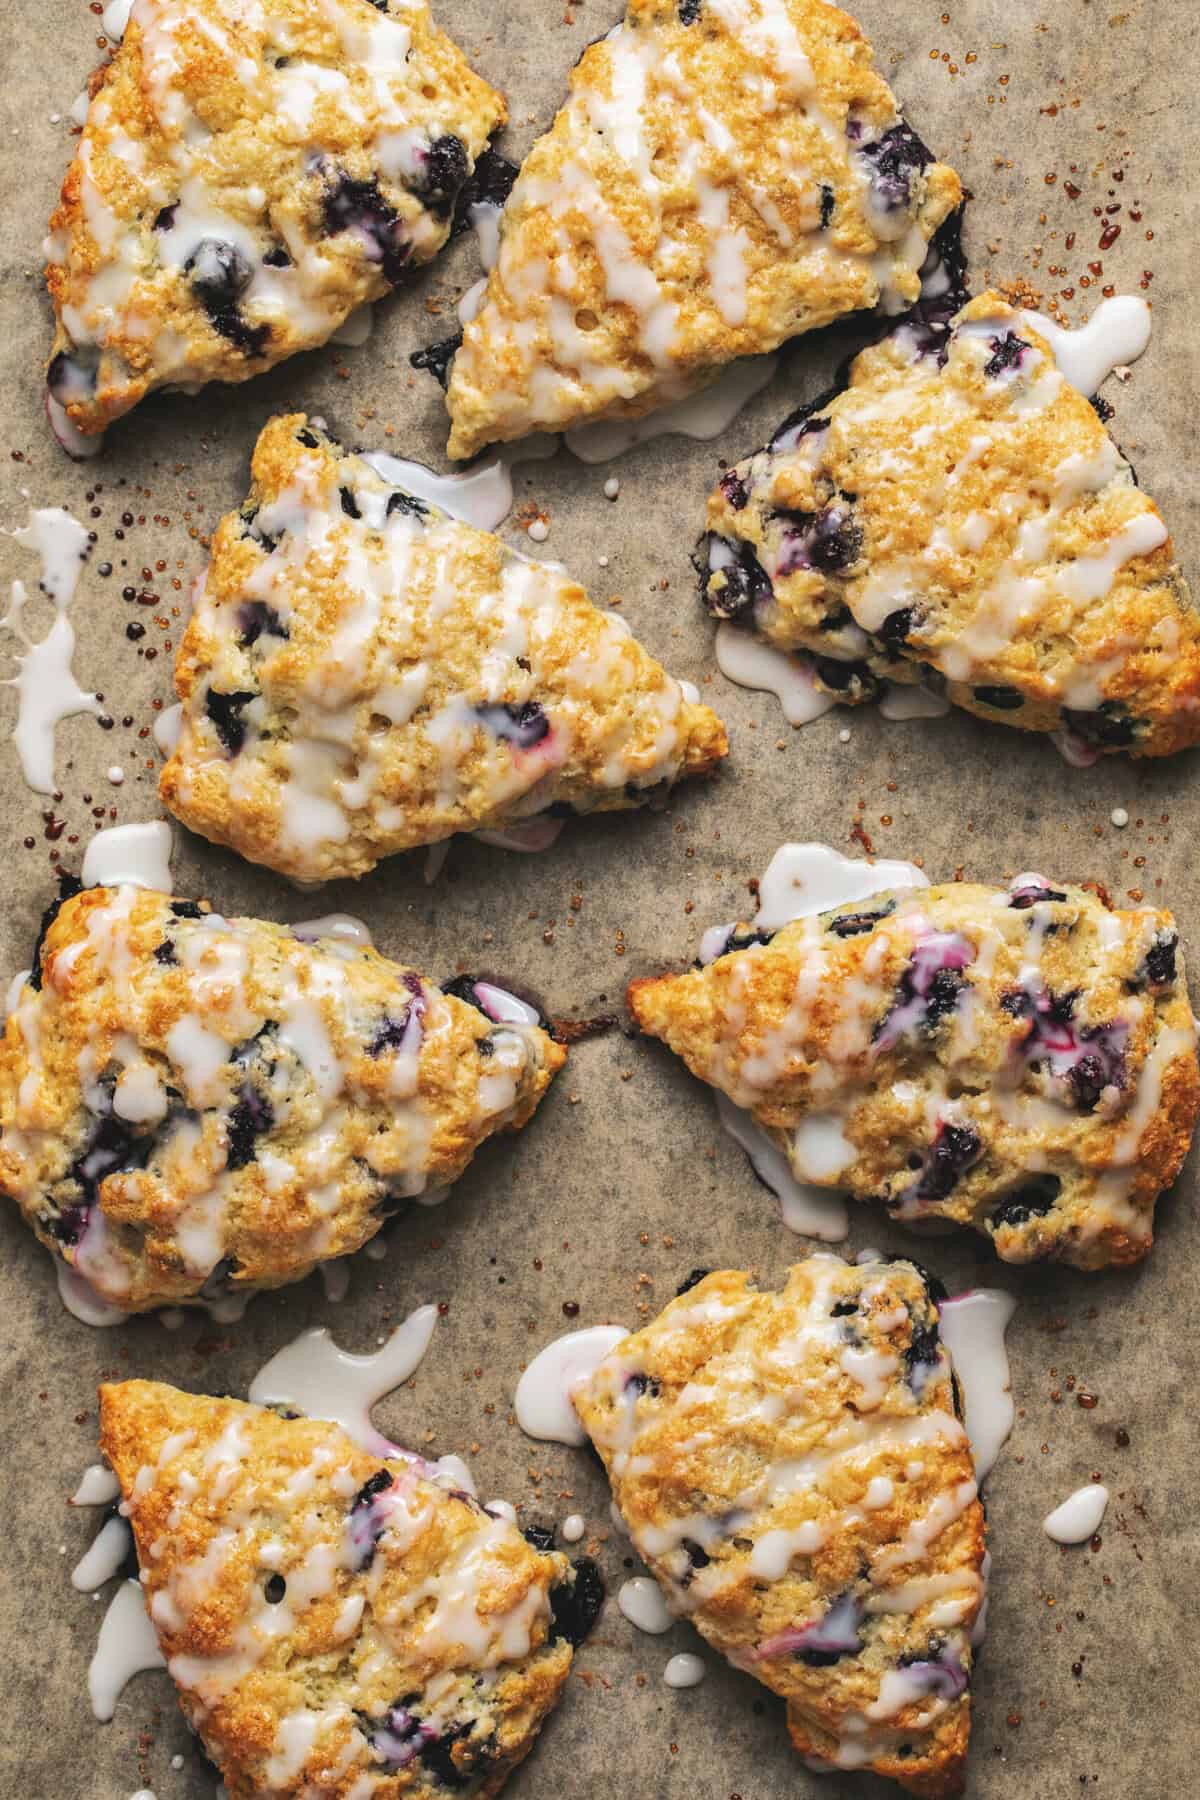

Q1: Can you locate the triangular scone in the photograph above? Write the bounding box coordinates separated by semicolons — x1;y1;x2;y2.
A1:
441;0;961;459
45;0;504;440
100;1381;600;1797
699;291;1200;757
159;414;727;882
572;1258;984;1797
628;878;1200;1269
0;884;564;1313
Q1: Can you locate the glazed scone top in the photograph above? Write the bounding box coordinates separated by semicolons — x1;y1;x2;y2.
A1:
0;885;564;1312
159;414;727;883
45;0;504;434
573;1259;983;1796
628;878;1200;1269
701;291;1200;756
444;0;961;457
100;1380;582;1798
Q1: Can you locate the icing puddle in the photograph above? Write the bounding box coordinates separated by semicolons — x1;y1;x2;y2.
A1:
3;507;102;792
1043;1482;1109;1545
89;1579;165;1722
938;1289;1018;1481
246;1304;439;1454
513;1324;630;1445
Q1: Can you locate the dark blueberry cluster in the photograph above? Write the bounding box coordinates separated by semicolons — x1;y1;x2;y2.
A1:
236;600;288;646
339;485;362;520
347;1470;395;1572
225;1085;274;1171
624;1371;660;1398
678;0;702;21
47;1113;154;1247
322;173;411;284
1136;928;1178;991
410;331;463;388
203;687;256;756
903;1310;943;1390
812;656;881;704
827;900;896;937
911;1120;982;1204
183;238;270;356
474;701;550;749
386;490;430;520
991;1172;1061;1230
856;121;933;213
368;972;427;1056
774;501;862;578
972;684;1024;711
412;134;470;221
1061;701;1138;749
874;934;973;1049
1006;988;1127;1111
718;468;750;511
982;332;1031;379
875;605;924;655
450;146;518;235
549;1558;606;1648
695;533;773;622
28;870;84;990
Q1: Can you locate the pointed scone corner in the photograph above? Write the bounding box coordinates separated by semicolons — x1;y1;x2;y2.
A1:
572;1259;984;1796
441;0;961;459
159;414;727;882
99;1380;598;1797
45;0;504;440
628;877;1200;1269
0;883;564;1313
699;289;1200;757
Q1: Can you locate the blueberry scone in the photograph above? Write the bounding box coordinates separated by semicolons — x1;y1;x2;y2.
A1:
100;1380;603;1797
699;291;1200;757
438;0;961;459
158;414;728;883
0;882;564;1314
572;1257;984;1796
628;876;1200;1268
44;0;504;442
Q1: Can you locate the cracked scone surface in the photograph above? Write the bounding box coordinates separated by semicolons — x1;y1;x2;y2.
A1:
100;1380;587;1798
443;0;960;458
572;1258;983;1797
628;877;1199;1268
0;884;564;1312
45;0;504;436
159;413;727;883
700;291;1200;756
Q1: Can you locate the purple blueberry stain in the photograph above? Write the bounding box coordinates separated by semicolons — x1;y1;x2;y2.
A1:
474;701;550;750
364;1703;437;1772
719;467;750;511
755;1591;865;1665
696;532;773;622
897;1643;969;1699
1008;880;1067;909
873;932;976;1054
347;1470;396;1572
856;121;933;214
321;172;411;285
773;501;862;578
982;332;1032;380
1008;988;1128;1111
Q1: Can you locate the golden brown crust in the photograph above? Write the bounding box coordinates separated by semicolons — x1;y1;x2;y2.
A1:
701;291;1200;757
99;1380;575;1798
0;886;564;1311
158;414;727;883
572;1260;984;1795
628;879;1200;1269
45;0;504;434
444;0;960;457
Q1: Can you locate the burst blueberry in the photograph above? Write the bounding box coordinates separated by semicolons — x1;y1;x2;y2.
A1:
204;687;256;756
474;700;550;749
549;1557;606;1647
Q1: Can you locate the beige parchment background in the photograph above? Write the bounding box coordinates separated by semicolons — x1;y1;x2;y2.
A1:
0;1;1194;1795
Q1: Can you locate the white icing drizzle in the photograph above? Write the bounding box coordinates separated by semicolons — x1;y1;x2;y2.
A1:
247;1306;438;1454
714;620;836;725
663;1652;707;1688
330;302;375;347
560;1513;586;1543
753;841;928;931
71;1463;122;1506
1043;1483;1109;1545
565;357;779;465
878;683;952;721
290;914;374;948
101;0;133;42
89;1579;166;1722
56;1258;129;1327
514;1324;631;1445
617;1575;674;1634
72;1514;133;1591
5;969;31;1015
937;1291;1017;1481
318;1259;350;1303
1021;297;1152;396
360;451;514;532
715;1092;848;1241
80;821;174;891
152;703;183;758
3;508;101;793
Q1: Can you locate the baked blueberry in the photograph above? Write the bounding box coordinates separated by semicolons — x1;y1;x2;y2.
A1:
203;688;256;756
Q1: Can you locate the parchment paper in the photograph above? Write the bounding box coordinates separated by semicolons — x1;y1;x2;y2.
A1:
0;2;1194;1795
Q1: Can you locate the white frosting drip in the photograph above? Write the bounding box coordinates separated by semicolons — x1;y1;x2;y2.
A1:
71;1463;122;1506
81;821;174;891
360;451;513;532
72;1514;133;1591
56;1258;129;1327
1043;1482;1109;1544
514;1324;631;1445
89;1579;166;1721
753;841;928;931
617;1575;674;1634
938;1290;1017;1481
1021;296;1152;396
565;357;778;465
3;508;101;793
715;1092;848;1241
290;914;374;948
663;1651;707;1687
152;702;183;757
247;1306;438;1454
714;621;837;725
878;683;952;721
